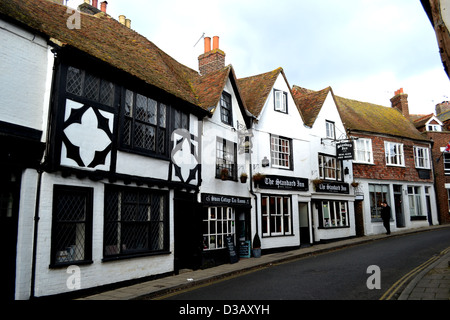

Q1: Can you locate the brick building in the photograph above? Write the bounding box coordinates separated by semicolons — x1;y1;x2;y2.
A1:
334;89;438;235
412;103;450;225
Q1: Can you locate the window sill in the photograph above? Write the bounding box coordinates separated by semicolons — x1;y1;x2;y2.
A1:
49;260;93;269
102;250;171;262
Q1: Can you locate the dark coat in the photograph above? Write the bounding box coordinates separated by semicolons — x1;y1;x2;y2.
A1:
381;205;391;221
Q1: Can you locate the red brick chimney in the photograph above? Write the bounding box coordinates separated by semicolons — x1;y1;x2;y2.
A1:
198;36;226;75
390;88;410;119
100;1;108;13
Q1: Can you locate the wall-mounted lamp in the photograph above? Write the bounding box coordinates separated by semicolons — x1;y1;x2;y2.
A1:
262;156;270;167
344;167;349;175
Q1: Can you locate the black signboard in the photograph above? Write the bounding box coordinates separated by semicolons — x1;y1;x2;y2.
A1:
256;174;309;191
336;141;354;160
316;181;350;194
226;236;239;264
201;193;251;207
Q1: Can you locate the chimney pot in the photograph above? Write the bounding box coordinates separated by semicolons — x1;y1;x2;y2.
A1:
119;15;126;25
125;19;131;28
100;1;108;13
204;37;211;53
213;36;219;50
92;0;98;8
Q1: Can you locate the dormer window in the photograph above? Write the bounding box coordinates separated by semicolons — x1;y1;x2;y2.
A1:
220;92;233;126
427;124;442;131
274;89;288;113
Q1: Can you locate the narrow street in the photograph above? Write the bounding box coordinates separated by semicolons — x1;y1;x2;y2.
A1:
162;227;450;300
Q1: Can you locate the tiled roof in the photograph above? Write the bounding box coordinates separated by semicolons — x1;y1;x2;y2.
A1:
192;65;232;111
237;68;283;117
292;85;331;127
293;84;428;141
334;95;429;141
410;114;434;129
0;0;217;112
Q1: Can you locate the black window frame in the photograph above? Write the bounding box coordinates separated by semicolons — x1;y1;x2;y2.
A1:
220;91;233;126
103;185;170;260
50;185;93;268
216;137;238;180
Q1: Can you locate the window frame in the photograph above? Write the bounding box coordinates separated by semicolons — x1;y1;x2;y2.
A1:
408;186;424;217
318;154;343;181
354;138;373;164
414;146;430;169
384;141;405;167
318;200;349;228
120;89;169;158
216;138;237;180
261;195;293;237
274;89;288;113
103;185;170;260
50;185;93;268
270;135;293;170
202;207;235;250
220;91;233;126
369;184;390;221
325;121;335;140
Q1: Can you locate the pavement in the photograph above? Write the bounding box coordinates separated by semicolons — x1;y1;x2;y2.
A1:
77;225;450;301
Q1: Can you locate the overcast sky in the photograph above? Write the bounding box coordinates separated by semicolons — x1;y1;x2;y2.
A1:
70;0;450;115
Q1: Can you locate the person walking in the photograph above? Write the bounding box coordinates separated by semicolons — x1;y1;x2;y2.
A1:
380;202;391;235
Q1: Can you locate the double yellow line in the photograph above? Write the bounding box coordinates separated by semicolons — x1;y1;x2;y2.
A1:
380;246;450;300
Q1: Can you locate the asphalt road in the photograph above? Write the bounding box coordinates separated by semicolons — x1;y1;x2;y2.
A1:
164;227;450;300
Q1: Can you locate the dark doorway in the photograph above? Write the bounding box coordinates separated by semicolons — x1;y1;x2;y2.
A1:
299;202;311;245
173;191;201;273
0;167;21;300
393;185;405;228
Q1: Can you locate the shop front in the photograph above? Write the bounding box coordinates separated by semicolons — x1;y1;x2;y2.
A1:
312;180;356;242
200;193;251;267
254;174;310;250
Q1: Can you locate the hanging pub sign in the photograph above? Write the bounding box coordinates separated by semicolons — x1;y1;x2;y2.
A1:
256;174;309;191
336;141;354;160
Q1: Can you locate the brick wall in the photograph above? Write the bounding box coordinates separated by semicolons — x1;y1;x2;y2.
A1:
352;133;433;183
424;131;450;224
198;49;226;75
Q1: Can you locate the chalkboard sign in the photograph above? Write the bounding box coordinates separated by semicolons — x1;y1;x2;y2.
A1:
239;240;251;258
225;236;239;264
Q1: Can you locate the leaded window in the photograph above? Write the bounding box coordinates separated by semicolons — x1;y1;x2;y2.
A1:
51;185;93;266
104;185;168;258
122;89;167;156
66;66;115;107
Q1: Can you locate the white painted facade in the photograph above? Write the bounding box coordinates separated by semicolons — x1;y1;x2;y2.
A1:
250;73;311;250
307;92;356;242
0;19;52;134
